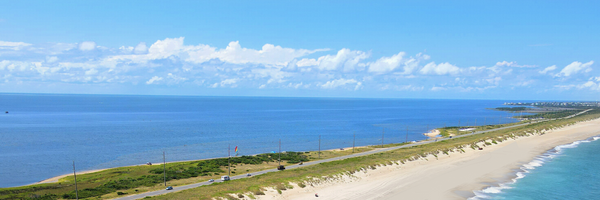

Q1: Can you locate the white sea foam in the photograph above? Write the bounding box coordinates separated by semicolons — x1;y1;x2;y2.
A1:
467;135;600;200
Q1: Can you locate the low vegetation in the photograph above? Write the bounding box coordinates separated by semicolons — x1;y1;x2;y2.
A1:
146;109;600;200
495;107;527;112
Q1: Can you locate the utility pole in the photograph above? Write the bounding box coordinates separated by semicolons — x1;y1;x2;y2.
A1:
475;119;477;127
352;132;356;153
484;117;487;126
163;151;166;186
318;135;321;159
73;161;79;200
381;128;384;148
405;127;409;143
228;145;231;177
520;111;523;119
278;139;281;165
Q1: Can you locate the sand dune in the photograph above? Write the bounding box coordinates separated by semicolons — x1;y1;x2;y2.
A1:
258;118;600;200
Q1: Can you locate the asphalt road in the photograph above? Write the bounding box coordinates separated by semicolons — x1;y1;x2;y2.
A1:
113;109;591;200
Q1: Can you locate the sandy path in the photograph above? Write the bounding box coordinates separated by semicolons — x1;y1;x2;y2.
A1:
259;118;600;200
32;169;106;185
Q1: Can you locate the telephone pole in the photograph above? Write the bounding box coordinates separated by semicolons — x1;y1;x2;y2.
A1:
163;151;166;186
278;139;282;165
228;145;231;176
381;128;384;148
318;135;321;159
405;127;409;143
73;161;79;200
352;132;356;153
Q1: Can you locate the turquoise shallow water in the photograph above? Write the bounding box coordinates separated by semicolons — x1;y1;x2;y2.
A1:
471;135;600;200
0;93;522;187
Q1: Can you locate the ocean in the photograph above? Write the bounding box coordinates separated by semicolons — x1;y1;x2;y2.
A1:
471;136;600;199
0;93;521;188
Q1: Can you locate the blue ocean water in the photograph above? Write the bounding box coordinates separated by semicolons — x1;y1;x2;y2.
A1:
471;136;600;200
0;93;520;188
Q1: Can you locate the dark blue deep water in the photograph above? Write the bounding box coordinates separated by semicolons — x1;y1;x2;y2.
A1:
0;93;521;187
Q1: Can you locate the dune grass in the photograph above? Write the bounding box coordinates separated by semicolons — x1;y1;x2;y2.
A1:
145;109;600;200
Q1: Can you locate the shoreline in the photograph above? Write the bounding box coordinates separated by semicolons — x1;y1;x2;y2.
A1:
256;118;600;200
469;135;600;199
26;145;375;187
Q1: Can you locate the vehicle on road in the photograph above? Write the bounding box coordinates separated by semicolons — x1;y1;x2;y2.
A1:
277;165;285;170
166;186;173;190
208;179;214;182
221;175;230;181
247;173;251;176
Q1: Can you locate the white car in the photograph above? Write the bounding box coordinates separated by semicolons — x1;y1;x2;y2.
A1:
208;179;214;182
221;175;230;181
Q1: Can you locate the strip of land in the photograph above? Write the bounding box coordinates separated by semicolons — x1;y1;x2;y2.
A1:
139;109;597;200
259;116;600;199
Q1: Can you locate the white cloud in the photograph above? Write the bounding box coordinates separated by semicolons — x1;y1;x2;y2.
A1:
486;77;502;85
577;81;599;90
167;73;188;83
79;41;96;51
556;61;594;77
296;58;319;67
321;78;362;90
147;37;185;59
287;82;304;89
420;62;460;75
46;56;59;63
368;52;405;74
316;49;369;72
146;76;163;84
539;65;557;74
495;61;535;68
134;42;148;54
381;84;424;91
85;68;98;75
0;41;32;50
514;80;534;87
219;78;239;88
431;86;446;91
108;37;326;66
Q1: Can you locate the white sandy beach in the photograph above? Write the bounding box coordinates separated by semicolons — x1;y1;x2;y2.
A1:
257;118;600;200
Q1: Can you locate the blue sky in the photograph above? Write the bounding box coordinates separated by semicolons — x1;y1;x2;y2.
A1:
1;1;599;100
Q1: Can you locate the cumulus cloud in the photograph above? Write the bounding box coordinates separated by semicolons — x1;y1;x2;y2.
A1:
0;41;32;50
431;86;446;91
539;65;557;74
2;37;598;96
556;61;594;77
321;78;362;90
46;56;59;63
420;62;460;75
576;76;600;91
315;49;369;72
109;37;326;66
494;61;535;68
79;41;96;51
368;52;405;74
167;73;188;83
134;42;148;54
146;76;163;84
